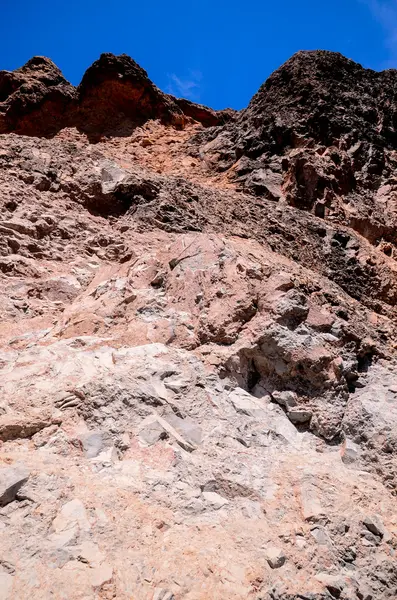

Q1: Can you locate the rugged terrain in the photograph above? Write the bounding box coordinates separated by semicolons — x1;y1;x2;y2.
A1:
0;50;397;599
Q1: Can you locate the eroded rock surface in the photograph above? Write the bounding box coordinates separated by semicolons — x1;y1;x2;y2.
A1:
0;51;397;599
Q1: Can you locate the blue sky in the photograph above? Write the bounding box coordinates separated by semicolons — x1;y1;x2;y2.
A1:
0;0;396;110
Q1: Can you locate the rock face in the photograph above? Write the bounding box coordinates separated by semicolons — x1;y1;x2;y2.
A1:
0;50;397;599
0;56;76;136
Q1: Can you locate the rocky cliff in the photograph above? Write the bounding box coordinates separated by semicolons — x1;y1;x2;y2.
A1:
0;51;397;600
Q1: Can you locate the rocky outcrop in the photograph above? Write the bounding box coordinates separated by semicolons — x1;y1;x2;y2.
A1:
0;56;76;136
195;51;397;260
1;50;397;599
0;53;236;138
76;53;186;135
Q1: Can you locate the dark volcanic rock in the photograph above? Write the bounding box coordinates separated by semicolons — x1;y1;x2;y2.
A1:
171;96;237;127
76;53;186;135
0;53;233;138
0;56;76;136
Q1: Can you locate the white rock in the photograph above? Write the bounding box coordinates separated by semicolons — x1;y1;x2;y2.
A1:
52;499;91;533
202;491;229;509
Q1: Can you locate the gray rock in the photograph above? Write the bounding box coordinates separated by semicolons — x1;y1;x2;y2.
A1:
265;546;286;569
229;388;269;417
153;589;175;600
287;408;312;424
341;437;360;464
138;417;166;446
272;390;298;408
164;413;202;447
80;431;104;458
0;465;30;507
363;514;385;538
310;526;330;546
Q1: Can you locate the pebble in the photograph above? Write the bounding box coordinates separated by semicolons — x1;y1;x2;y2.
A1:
265;546;286;569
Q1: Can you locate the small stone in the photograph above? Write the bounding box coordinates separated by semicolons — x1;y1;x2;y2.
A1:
265;546;286;569
229;388;268;417
0;465;30;507
80;431;104;458
163;379;188;393
310;526;330;545
139;417;167;446
0;572;13;600
314;573;344;598
341;437;360;464
52;499;91;533
363;514;385;538
202;491;229;509
164;413;202;447
153;589;175;600
272;390;298;408
287;408;312;424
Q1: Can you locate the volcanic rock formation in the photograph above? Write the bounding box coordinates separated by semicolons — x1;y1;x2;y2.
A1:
1;51;397;600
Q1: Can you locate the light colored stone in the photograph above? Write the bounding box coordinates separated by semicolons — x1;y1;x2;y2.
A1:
272;390;298;408
265;546;286;569
300;479;325;523
91;562;113;587
341;437;360;464
229;388;269;417
164;413;202;447
80;431;104;458
139;416;166;446
363;514;385;538
0;573;13;600
52;499;91;533
0;465;30;507
202;491;229;509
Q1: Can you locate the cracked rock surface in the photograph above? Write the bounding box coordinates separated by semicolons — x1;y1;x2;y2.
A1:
1;51;397;599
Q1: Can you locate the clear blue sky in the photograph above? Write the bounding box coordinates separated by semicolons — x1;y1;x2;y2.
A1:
0;0;395;110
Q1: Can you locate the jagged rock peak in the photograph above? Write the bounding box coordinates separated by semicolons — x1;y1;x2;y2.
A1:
0;52;233;137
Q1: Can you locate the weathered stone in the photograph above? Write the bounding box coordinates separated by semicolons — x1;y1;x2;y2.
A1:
272;390;298;408
363;514;385;538
79;431;104;458
52;499;91;533
265;546;286;569
0;465;30;507
164;413;202;447
153;589;175;600
341;437;360;465
229;388;269;417
91;562;113;587
139;417;167;446
202;491;229;509
287;408;312;424
314;573;344;598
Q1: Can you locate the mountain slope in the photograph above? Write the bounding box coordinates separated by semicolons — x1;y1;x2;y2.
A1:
0;52;397;600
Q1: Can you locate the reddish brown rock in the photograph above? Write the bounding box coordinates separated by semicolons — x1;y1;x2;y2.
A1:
0;50;397;600
0;56;76;136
